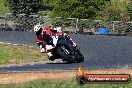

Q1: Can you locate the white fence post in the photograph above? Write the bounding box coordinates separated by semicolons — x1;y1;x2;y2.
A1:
112;21;121;34
75;18;79;33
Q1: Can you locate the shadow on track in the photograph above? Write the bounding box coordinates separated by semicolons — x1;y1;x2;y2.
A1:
46;62;75;64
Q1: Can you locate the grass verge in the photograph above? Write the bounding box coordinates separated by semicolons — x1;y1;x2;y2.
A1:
0;69;132;88
0;44;47;65
0;77;132;88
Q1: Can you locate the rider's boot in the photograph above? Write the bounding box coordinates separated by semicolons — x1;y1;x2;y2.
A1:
47;52;55;61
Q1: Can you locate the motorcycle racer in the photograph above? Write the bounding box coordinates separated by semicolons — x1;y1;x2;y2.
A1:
34;24;77;60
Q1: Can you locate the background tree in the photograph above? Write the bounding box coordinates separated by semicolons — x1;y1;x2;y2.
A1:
127;0;132;20
5;0;43;15
51;0;107;19
43;0;54;11
101;1;129;21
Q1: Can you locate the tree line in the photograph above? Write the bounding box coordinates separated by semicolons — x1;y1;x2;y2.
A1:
5;0;132;21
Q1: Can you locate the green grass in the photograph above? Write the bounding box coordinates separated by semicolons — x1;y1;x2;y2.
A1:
0;0;10;13
0;44;47;65
0;77;132;88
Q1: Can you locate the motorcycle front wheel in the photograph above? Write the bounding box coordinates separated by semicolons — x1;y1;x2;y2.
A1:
57;45;75;63
75;49;84;63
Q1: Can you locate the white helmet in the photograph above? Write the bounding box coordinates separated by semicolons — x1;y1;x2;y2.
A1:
34;25;43;34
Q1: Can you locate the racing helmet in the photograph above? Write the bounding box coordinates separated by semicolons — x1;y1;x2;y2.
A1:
34;25;43;35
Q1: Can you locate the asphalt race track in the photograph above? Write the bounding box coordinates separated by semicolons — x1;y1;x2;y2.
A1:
0;31;132;71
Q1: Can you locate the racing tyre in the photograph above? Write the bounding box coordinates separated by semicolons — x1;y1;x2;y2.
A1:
75;49;84;63
57;46;75;63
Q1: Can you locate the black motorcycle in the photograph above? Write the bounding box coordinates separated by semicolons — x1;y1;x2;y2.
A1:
45;33;84;63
